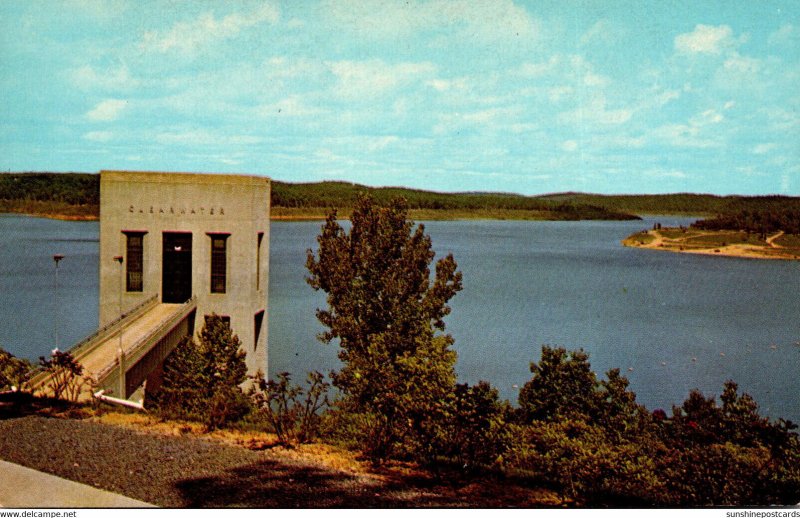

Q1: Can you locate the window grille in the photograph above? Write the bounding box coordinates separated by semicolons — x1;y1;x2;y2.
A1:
125;232;144;292
210;235;228;293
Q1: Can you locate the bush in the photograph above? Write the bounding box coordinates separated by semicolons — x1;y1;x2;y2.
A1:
444;381;511;471
1;347;32;392
39;349;89;401
148;315;250;429
249;370;330;446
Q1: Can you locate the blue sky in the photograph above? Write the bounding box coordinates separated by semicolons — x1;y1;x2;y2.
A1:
1;1;798;195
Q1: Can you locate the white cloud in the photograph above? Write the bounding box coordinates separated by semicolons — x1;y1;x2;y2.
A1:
86;99;127;121
689;109;724;126
674;24;734;55
646;169;688;179
155;129;261;146
580;20;615;46
322;0;540;44
650;124;719;148
82;130;113;142
768;24;796;46
141;3;279;54
257;96;323;118
328;60;436;99
69;64;137;91
723;54;761;75
559;95;632;126
752;143;777;155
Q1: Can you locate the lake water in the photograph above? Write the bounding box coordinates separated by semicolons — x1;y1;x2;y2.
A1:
2;214;799;422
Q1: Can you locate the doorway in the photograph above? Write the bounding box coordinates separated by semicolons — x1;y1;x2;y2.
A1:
162;232;192;303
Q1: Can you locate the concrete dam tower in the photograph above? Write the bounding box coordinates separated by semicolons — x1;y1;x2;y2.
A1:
98;171;270;388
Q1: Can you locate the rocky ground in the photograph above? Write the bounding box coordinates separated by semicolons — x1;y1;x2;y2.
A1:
0;405;561;508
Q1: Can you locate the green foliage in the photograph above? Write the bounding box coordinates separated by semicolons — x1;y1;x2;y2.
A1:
509;419;664;503
0;173;99;205
445;381;512;470
148;315;250;429
306;194;462;461
693;208;800;235
517;346;599;423
39;349;88;401
0;347;33;392
273;180;639;220
249;370;330;446
510;347;800;506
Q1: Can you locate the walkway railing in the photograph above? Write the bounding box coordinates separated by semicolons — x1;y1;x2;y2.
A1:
67;295;159;359
93;296;197;386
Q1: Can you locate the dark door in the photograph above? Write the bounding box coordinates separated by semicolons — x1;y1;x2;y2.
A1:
162;232;192;303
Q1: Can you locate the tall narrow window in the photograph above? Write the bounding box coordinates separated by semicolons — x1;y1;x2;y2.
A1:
209;234;228;293
124;231;145;292
254;309;265;350
256;232;264;291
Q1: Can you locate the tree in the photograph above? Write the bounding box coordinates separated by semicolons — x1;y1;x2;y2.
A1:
39;349;87;401
306;194;463;460
148;315;250;429
1;347;32;392
517;346;599;423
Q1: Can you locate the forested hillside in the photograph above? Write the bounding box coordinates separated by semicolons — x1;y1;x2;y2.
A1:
2;172;799;222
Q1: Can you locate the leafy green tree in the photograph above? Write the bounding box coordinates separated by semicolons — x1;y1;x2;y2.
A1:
517;346;599;423
148;315;249;429
306;194;463;460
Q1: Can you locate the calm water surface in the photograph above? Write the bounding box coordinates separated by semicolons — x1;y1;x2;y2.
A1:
2;214;799;421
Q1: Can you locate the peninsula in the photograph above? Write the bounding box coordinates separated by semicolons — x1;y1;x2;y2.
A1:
623;227;800;260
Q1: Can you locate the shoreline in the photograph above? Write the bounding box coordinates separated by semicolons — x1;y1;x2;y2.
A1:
622;228;800;261
2;208;640;223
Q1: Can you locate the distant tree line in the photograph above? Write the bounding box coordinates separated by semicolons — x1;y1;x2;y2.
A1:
692;209;800;236
3;173;799;222
0;173;99;205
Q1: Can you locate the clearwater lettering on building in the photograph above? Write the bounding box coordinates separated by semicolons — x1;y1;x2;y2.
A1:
98;171;270;380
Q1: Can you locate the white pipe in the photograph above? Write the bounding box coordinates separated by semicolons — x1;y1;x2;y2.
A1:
93;389;145;411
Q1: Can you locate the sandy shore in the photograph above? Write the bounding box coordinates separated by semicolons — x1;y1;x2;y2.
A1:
623;229;800;261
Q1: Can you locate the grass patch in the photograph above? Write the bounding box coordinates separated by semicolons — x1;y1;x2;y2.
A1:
685;232;763;247
775;233;800;249
659;228;694;240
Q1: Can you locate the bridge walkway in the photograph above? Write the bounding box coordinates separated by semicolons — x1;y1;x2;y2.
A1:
30;295;197;402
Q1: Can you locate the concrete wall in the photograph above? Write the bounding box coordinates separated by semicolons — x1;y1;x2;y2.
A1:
99;171;270;377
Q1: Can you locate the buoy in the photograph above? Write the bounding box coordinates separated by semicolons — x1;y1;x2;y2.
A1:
660;362;666;366
691;357;697;362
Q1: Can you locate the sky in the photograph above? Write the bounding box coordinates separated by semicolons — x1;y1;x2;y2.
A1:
0;1;798;195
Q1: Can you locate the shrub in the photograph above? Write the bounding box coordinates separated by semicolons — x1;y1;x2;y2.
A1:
39;350;88;401
148;315;250;429
1;347;32;392
249;370;330;446
444;381;511;471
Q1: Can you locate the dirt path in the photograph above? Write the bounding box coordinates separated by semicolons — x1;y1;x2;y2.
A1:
767;231;785;248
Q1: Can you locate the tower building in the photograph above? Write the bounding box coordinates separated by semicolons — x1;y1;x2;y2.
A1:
98;171;270;379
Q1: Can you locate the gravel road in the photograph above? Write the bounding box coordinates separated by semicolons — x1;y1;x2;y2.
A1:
0;415;555;508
